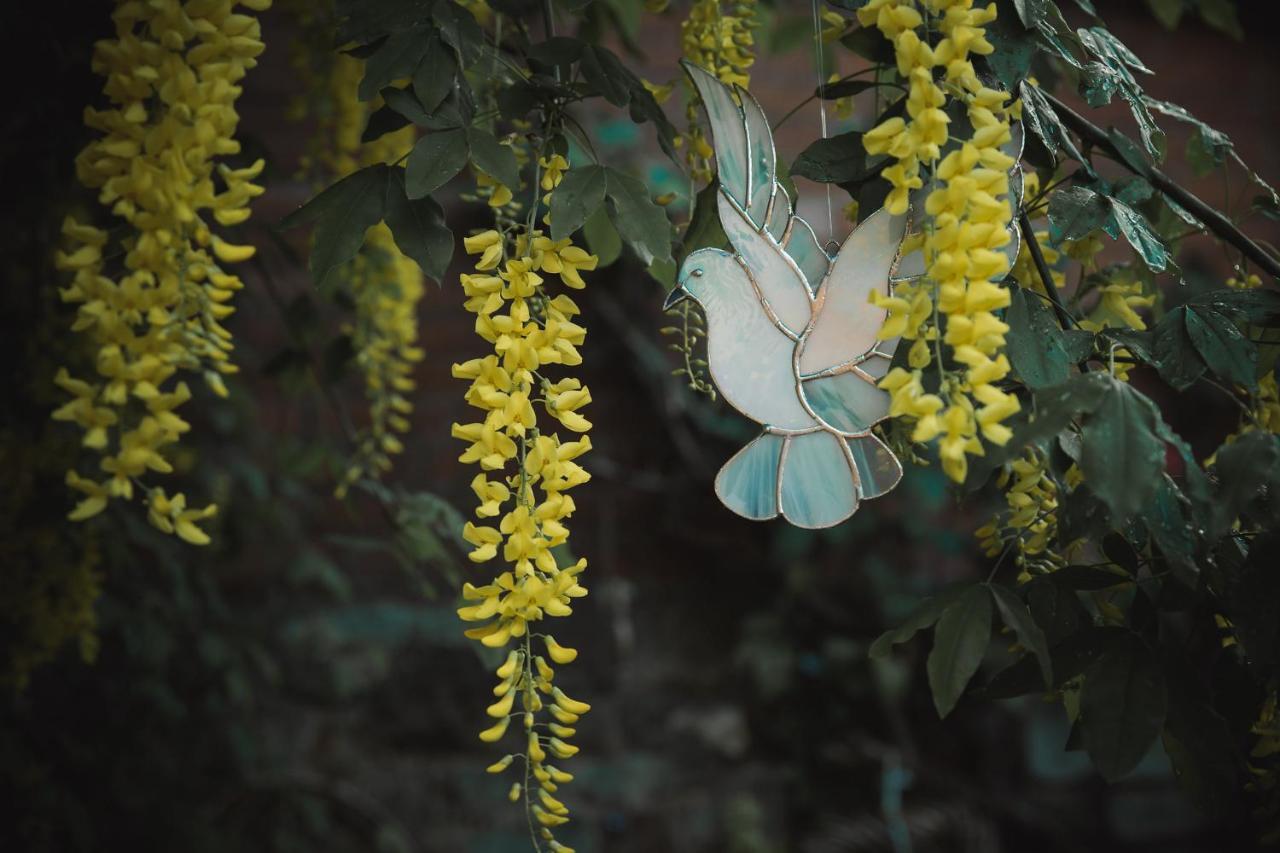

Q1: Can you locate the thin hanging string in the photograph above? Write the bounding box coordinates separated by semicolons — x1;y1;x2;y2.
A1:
809;0;836;249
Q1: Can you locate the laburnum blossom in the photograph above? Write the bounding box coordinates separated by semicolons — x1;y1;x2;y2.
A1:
859;0;1021;483
678;0;760;181
976;448;1076;581
54;0;271;543
453;159;598;852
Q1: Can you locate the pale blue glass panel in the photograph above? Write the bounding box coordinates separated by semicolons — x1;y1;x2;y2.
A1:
738;86;775;225
717;191;813;335
766;185;791;242
848;433;903;499
858;352;893;380
780;432;859;528
802;371;889;435
682;249;816;430
715;432;782;520
799;207;906;374
784;215;829;296
685;62;749;209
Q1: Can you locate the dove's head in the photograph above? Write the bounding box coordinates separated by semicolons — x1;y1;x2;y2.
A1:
664;248;741;312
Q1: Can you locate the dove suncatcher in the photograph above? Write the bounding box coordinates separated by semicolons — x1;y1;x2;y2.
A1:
663;61;917;529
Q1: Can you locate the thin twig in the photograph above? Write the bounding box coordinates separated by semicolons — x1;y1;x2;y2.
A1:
1017;211;1075;332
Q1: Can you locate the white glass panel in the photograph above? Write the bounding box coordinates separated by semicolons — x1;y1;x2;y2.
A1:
718;192;814;335
848;433;903;499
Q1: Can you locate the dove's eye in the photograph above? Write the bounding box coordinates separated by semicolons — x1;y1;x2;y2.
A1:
690;268;704;278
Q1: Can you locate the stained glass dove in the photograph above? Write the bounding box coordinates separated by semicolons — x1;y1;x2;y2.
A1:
663;61;909;529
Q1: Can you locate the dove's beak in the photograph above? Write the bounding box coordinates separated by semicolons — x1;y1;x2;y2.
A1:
662;285;690;311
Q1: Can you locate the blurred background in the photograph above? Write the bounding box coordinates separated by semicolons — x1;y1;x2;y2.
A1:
3;1;1280;851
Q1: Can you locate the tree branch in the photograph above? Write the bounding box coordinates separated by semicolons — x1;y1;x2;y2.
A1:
1017;210;1075;332
1040;90;1280;281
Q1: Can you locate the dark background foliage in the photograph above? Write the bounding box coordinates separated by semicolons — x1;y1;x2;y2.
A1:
3;1;1280;851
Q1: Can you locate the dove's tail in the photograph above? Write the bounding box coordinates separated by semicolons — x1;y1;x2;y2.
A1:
715;430;903;528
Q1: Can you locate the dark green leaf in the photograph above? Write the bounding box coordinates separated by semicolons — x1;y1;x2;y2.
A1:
1110;199;1169;271
1080;635;1167;781
405;128;469;198
1048;185;1111;242
1015;372;1112;449
605;167;673;266
926;586;993;717
1162;657;1241;819
984;6;1038;89
1185;305;1256;389
677;180;730;265
381;85;433;125
1046;564;1133;590
1019;81;1090;170
282;165;389;286
868;586;966;659
1194;288;1280;328
1211;432;1280;542
987;584;1052;687
580;44;632;107
412;36;457;114
359;29;429;101
548;164;607;241
466;128;520;191
526;36;585;70
384;170;454;282
1080;377;1167;519
1152;307;1206;390
582;204;621;268
1006;286;1076;388
791;131;869;184
1198;0;1244;39
362;104;411;143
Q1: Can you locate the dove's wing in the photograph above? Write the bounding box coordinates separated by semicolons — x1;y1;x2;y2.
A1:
797;208;907;376
684;62;832;335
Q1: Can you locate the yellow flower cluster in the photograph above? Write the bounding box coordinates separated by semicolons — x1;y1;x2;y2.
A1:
680;0;759;180
55;0;270;543
295;53;426;498
861;0;1021;483
453;164;598;849
976;447;1066;580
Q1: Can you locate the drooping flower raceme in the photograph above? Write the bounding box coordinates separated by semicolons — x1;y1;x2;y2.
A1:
290;48;426;498
55;0;271;544
859;0;1022;483
454;160;597;851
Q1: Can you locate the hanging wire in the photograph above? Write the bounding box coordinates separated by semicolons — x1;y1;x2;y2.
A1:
810;0;836;249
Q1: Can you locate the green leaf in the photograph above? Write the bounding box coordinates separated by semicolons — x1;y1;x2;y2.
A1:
1162;658;1240;819
412;36;457;114
548;164;607;241
1185;305;1256;389
677;180;731;265
1110;199;1169;271
281;165;388;286
791;131;869;184
1152;307;1206;390
1198;0;1244;40
1045;564;1133;590
1048;185;1111;242
1195;288;1280;328
987;583;1052;687
604;167;673;266
526;36;585;71
926;586;993;718
359;29;430;101
1006;287;1077;388
1019;81;1091;170
361;104;411;143
1080;377;1167;519
984;7;1039;89
1145;0;1183;28
868;586;966;659
1014;372;1112;449
405;128;469;198
1211;432;1280;542
582;204;621;268
580;44;632;107
466;128;520;191
1079;635;1167;781
381;85;433;125
383;170;454;282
